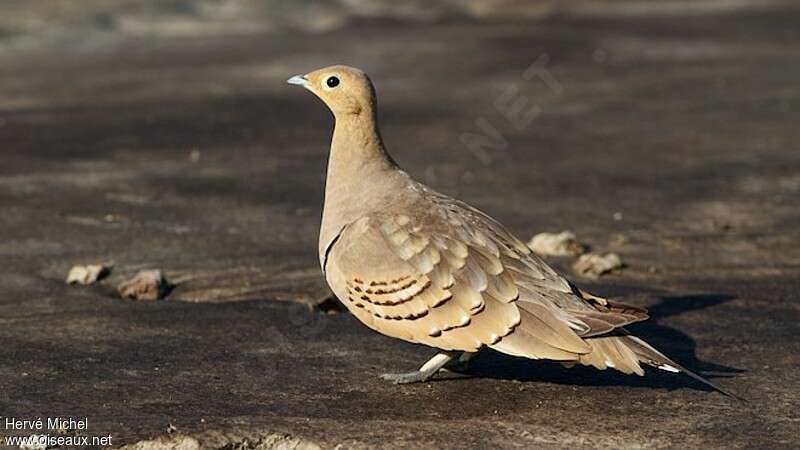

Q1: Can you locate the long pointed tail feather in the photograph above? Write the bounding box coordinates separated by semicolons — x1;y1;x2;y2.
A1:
622;335;745;401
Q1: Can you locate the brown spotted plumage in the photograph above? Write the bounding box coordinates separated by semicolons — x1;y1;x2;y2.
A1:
288;65;737;397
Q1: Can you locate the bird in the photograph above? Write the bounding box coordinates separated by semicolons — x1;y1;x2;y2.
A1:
287;65;736;397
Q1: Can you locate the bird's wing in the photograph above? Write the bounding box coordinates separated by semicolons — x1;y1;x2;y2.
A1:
430;194;650;334
324;192;634;357
325;211;520;351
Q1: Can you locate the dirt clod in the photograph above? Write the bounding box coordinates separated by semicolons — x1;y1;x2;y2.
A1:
66;263;112;285
121;435;200;450
573;252;624;278
118;269;172;300
120;429;322;450
527;231;587;256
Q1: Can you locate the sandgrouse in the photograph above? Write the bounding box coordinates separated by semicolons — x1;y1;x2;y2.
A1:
288;65;733;396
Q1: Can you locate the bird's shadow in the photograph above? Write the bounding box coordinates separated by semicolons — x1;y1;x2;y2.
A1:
449;294;744;393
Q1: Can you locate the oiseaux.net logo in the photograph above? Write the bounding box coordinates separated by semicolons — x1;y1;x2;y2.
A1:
5;433;111;448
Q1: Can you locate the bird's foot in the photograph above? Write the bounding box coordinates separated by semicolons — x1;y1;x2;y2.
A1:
379;352;456;384
442;351;478;373
442;361;468;373
379;370;436;384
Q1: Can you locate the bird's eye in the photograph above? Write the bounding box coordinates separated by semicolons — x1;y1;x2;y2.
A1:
326;76;340;88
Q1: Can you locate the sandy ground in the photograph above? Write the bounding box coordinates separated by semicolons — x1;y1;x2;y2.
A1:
1;1;799;448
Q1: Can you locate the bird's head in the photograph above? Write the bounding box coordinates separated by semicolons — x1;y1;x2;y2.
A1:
287;65;377;117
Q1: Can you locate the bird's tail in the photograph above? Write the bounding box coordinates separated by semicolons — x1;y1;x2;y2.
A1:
576;333;744;400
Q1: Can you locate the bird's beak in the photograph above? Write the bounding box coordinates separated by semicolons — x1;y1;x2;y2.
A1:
287;75;309;87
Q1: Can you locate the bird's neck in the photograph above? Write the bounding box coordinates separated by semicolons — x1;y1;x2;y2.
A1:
329;111;395;178
318;112;405;264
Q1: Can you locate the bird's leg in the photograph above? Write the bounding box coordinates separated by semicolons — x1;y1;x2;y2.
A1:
443;350;480;373
379;352;456;384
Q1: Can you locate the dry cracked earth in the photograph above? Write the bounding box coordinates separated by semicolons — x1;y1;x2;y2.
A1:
1;1;799;449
